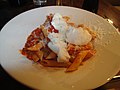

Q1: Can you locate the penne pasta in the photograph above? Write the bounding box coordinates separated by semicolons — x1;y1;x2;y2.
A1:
45;52;57;60
40;25;48;37
35;50;44;61
20;13;97;72
40;60;71;68
27;42;43;51
31;54;39;62
83;50;96;61
66;51;88;72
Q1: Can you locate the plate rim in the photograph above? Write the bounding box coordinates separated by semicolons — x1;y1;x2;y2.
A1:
0;6;120;90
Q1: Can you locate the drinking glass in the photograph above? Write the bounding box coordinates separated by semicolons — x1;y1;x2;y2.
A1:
33;0;47;6
56;0;73;6
56;0;62;6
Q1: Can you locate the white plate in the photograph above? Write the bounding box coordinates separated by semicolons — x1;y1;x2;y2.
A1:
0;6;120;90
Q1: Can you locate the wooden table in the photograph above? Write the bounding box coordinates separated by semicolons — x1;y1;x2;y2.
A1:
98;0;120;31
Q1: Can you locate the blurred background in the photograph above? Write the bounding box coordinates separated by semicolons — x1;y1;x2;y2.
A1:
0;0;120;30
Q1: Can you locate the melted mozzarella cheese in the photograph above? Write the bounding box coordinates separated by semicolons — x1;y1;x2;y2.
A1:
66;26;92;45
47;13;92;62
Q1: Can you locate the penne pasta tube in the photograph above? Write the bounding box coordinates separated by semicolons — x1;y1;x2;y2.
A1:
66;51;88;72
40;60;71;68
40;25;48;37
45;52;57;60
83;50;96;61
27;42;43;51
35;50;44;61
32;54;39;62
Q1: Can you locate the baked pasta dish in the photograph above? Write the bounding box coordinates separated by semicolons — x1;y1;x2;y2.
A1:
20;13;96;72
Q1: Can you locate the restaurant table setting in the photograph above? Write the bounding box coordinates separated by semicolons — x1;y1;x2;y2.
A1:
0;0;120;90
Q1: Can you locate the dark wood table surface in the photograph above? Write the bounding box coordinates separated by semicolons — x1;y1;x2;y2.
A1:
0;0;120;90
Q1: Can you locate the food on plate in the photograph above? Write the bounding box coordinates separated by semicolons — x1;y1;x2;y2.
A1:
20;13;96;72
